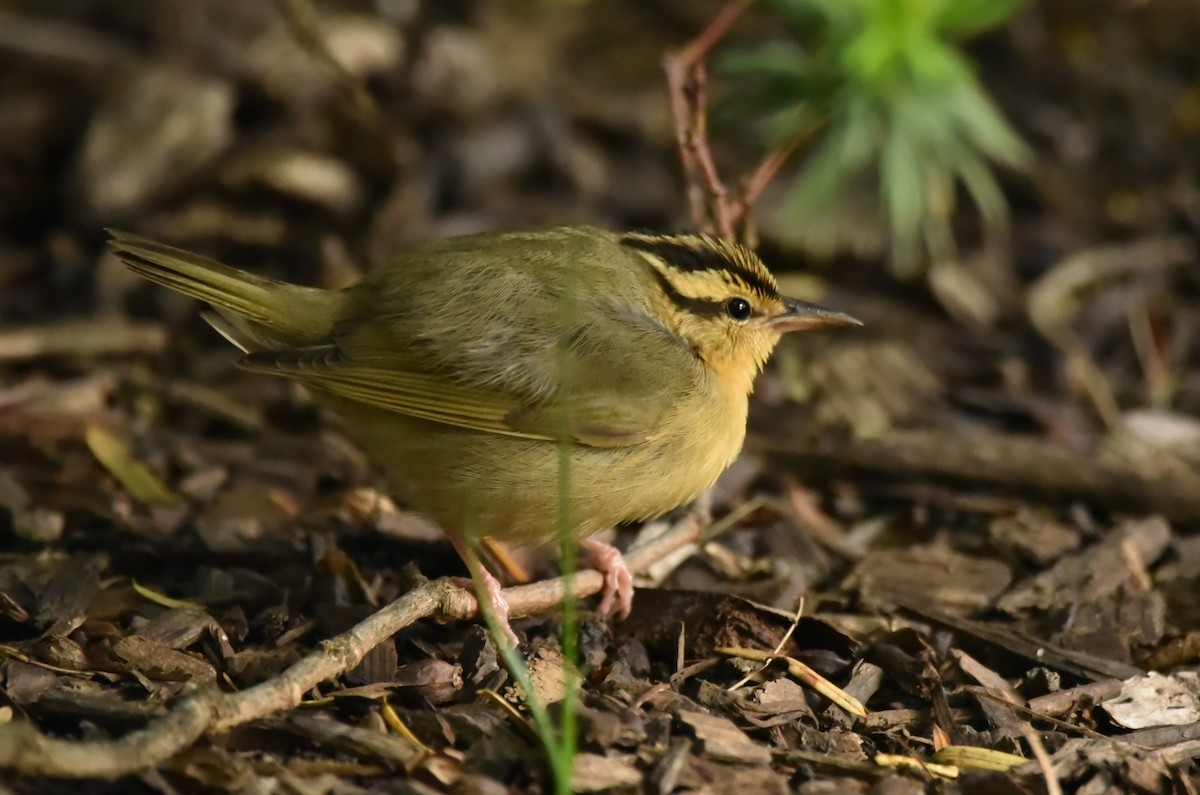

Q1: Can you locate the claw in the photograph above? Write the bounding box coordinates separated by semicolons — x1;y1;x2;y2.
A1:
581;538;634;620
450;537;519;647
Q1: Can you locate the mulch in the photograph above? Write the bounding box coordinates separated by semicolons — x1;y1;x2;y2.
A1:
2;1;1200;793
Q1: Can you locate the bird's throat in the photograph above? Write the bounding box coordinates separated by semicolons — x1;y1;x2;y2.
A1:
701;348;764;400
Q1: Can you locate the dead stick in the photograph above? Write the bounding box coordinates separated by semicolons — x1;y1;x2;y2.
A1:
664;0;753;238
0;517;702;779
685;64;734;239
0;319;166;361
760;427;1200;523
272;0;380;122
737;145;794;215
733;142;798;243
678;0;752;67
664;54;708;231
270;0;395;174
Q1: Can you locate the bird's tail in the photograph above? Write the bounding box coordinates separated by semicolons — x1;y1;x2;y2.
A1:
107;230;341;352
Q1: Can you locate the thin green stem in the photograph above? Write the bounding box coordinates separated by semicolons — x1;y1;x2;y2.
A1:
551;253;581;795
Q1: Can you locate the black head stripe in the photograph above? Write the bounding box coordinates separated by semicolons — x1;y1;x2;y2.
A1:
722;266;778;304
649;268;724;319
622;236;731;273
621;234;779;300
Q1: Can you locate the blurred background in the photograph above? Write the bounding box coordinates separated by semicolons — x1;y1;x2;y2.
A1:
3;0;1200;503
2;0;1199;417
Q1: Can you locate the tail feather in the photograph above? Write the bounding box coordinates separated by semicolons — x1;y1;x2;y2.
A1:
108;230;340;351
201;309;287;353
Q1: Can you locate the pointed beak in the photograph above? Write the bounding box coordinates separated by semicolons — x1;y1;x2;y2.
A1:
770;297;863;333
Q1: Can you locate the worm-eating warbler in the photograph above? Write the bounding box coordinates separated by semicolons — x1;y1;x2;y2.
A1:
108;226;859;641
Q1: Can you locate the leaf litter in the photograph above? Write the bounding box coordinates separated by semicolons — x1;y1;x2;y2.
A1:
1;1;1200;793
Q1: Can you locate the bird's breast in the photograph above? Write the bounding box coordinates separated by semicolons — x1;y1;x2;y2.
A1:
649;372;750;505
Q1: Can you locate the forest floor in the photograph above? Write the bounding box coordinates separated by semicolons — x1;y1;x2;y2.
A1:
2;2;1200;793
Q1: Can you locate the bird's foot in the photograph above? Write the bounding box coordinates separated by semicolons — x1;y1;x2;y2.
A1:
449;535;519;647
450;570;518;647
581;537;634;620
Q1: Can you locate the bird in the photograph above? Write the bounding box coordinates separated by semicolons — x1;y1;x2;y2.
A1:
108;226;860;644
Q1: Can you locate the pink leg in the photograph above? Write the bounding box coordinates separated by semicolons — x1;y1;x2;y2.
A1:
581;537;634;620
449;536;518;647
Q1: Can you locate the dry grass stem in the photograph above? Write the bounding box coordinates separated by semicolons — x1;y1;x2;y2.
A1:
715;646;867;717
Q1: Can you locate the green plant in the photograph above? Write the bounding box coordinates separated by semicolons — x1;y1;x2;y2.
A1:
721;0;1030;273
475;569;578;795
473;274;583;795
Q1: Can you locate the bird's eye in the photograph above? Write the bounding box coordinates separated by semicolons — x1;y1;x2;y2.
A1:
725;297;752;321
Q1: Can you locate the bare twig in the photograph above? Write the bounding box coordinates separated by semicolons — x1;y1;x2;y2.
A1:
272;0;381;123
727;597;805;691
1026;237;1193;428
0;517;702;779
270;0;396;173
482;537;532;585
1025;680;1124;719
0;9;137;70
954;650;1062;795
737;144;796;215
664;51;714;233
0;318;166;361
679;0;753;67
664;0;797;243
970;690;1107;739
665;0;754;240
734;143;799;246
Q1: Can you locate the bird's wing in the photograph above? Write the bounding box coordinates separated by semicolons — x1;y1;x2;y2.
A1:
238;321;696;448
239;345;548;439
499;317;697;447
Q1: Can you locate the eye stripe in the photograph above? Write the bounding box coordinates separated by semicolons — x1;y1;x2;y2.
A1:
620;234;780;301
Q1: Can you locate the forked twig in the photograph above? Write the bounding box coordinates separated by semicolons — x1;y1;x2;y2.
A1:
664;0;794;242
0;517;703;779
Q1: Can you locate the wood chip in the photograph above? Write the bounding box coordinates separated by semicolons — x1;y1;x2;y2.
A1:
570;752;642;792
856;542;1012;615
998;517;1171;614
677;709;771;765
1102;672;1200;729
108;635;217;684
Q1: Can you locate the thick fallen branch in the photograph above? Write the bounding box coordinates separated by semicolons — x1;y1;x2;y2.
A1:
761;427;1200;523
0;518;702;779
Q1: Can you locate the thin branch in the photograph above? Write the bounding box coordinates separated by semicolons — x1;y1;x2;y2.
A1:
686;63;734;239
664;53;709;232
270;0;396;173
0;318;166;361
664;0;753;239
733;143;798;245
272;0;381;124
738;145;796;214
679;0;754;67
664;0;796;243
0;517;703;779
